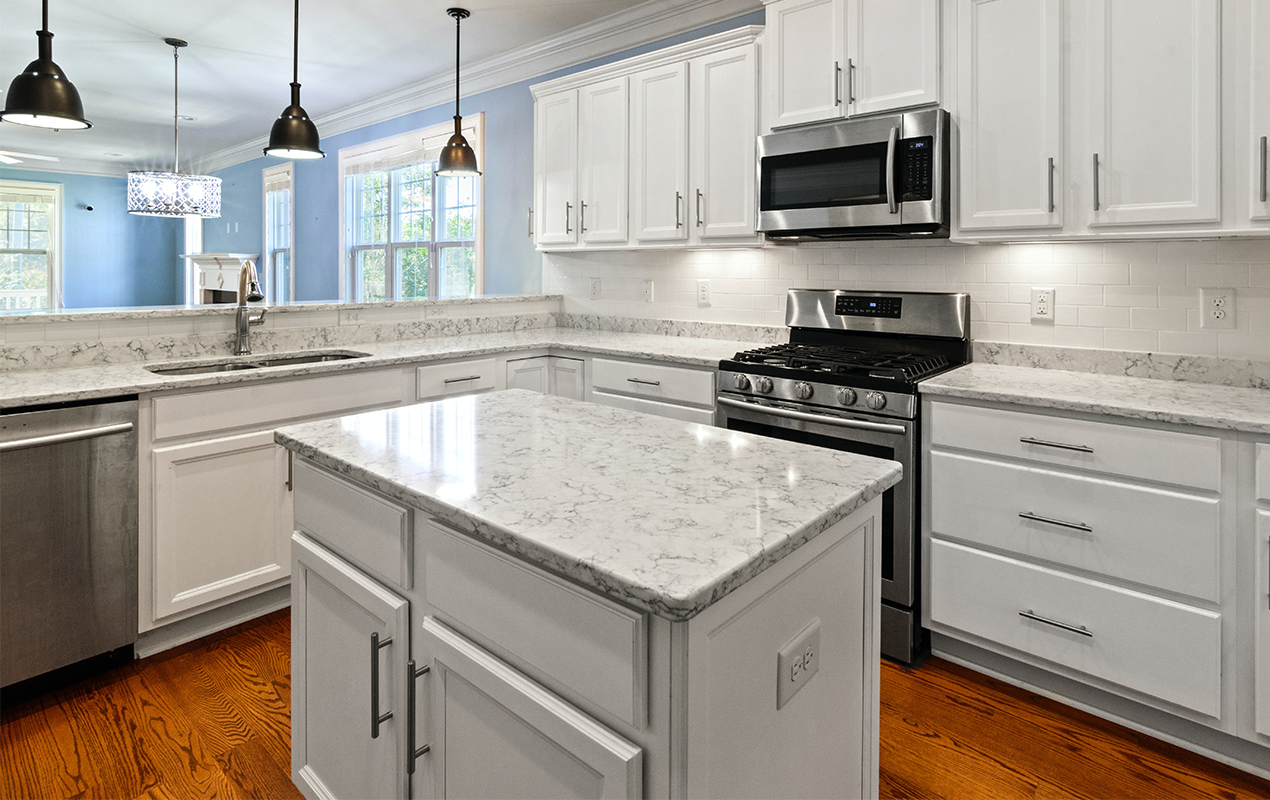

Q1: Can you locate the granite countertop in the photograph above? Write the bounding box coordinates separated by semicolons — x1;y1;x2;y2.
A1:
0;329;752;409
275;390;902;621
921;362;1270;434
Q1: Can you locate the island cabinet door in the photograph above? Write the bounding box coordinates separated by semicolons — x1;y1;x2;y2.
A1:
419;616;642;800
292;533;411;800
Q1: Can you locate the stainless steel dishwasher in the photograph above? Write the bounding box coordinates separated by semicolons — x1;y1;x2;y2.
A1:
1;397;139;689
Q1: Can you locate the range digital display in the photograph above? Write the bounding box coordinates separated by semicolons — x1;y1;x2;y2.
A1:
835;295;902;318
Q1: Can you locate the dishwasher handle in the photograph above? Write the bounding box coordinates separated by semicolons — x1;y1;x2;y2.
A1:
0;422;134;453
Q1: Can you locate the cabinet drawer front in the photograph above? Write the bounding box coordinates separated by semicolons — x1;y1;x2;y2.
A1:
152;369;403;440
423;520;648;728
930;539;1221;717
591;357;714;408
589;389;715;425
930;451;1220;601
293;460;412;591
416;358;496;400
1257;443;1270;501
929;401;1220;490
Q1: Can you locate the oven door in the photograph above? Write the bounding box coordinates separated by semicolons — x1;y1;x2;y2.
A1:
716;395;922;661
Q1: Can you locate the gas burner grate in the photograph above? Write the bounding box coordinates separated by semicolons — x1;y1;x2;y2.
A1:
731;344;950;383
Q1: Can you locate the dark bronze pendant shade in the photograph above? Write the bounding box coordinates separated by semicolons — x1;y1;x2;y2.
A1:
265;0;324;159
436;7;481;177
1;0;90;130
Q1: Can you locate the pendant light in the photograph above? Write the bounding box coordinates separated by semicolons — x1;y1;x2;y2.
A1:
0;0;90;129
265;0;324;159
126;39;221;218
436;8;481;177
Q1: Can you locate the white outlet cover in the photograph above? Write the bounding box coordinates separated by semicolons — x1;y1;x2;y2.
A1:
697;279;711;307
1200;288;1235;329
590;278;602;301
643;279;654;303
1030;287;1055;323
776;618;821;709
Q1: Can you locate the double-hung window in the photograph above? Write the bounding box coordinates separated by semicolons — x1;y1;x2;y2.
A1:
0;180;61;310
340;116;482;302
263;164;293;304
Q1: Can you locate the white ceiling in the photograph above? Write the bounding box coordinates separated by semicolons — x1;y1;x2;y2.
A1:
0;0;751;176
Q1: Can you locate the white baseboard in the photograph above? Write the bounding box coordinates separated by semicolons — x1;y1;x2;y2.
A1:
135;586;291;659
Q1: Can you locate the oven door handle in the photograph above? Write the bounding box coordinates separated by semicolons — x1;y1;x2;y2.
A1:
717;396;906;435
885;126;900;215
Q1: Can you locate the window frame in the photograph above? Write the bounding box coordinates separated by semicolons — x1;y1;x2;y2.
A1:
0;179;62;310
337;115;484;302
262;162;295;305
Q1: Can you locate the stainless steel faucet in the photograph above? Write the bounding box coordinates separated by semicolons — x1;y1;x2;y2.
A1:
234;260;267;355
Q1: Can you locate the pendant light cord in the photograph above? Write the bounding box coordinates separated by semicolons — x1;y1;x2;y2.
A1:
173;44;179;174
292;0;300;85
41;0;48;34
454;13;461;118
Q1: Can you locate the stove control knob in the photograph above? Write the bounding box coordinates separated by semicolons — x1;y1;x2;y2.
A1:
865;391;887;410
794;382;814;400
837;387;858;406
754;376;774;394
733;374;751;391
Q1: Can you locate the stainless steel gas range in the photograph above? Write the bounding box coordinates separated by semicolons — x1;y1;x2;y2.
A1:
717;289;971;665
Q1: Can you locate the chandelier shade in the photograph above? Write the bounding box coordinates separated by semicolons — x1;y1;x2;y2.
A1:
1;0;90;130
126;172;222;218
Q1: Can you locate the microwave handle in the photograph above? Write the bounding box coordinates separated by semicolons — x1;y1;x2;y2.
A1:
885;126;899;214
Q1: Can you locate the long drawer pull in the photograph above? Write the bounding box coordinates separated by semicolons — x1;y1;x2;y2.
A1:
0;422;133;452
406;660;431;774
1019;511;1093;533
627;377;661;386
370;632;394;739
1019;436;1094;454
1019;609;1093;638
443;375;482;384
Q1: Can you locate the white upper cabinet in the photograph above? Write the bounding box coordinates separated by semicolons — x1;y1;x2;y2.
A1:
1250;1;1270;221
764;0;846;129
845;0;940;117
578;78;629;243
956;0;1063;231
1077;0;1220;228
534;90;578;245
630;62;690;242
690;44;759;239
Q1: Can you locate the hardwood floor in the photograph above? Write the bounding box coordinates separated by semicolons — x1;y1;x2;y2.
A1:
2;610;1268;800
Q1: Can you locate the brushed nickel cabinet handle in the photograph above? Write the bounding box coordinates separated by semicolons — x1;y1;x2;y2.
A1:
1019;609;1093;638
565;202;572;234
406;659;431;774
696;189;703;227
443;375;482;384
1261;136;1267;203
1048;157;1055;213
0;422;133;453
528;207;533;238
675;191;682;229
847;59;856;105
834;61;842;106
580;200;587;233
370;632;394;739
1019;436;1094;454
1019;511;1093;533
1092;153;1101;211
627;377;661;386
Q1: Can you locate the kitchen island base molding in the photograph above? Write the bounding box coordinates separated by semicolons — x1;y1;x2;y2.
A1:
932;634;1270;783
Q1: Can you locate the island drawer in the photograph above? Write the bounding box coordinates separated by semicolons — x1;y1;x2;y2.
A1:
416;357;496;400
292;459;413;591
928;402;1221;491
422;519;648;728
1258;443;1270;501
930;451;1220;602
591;357;714;408
929;539;1221;718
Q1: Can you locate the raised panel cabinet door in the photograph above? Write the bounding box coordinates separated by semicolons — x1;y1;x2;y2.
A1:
764;0;846;129
547;356;585;401
845;0;939;116
292;533;412;800
1250;1;1270;221
956;0;1063;231
690;44;759;239
420;617;642;800
579;77;630;243
1257;510;1270;737
505;356;550;394
1081;0;1220;227
151;430;290;620
630;62;689;241
534;90;579;245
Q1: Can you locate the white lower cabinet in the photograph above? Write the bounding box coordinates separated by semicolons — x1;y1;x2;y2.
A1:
588;357;716;424
417;358;498;401
506;355;585;401
1255;444;1270;738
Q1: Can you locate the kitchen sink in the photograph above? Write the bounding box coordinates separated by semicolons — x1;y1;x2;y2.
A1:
146;350;370;376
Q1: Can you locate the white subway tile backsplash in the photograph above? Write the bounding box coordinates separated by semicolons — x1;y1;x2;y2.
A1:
1078;306;1131;328
1053;326;1103;348
1159;240;1220;263
1158;331;1219;357
1187;263;1250;288
1104;285;1158;307
1129;263;1187;286
1103;328;1158;351
1076;263;1130;284
1130;307;1187;331
1102;242;1159;264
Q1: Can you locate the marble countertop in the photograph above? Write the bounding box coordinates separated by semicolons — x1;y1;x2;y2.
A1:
0;328;752;409
921;363;1270;434
275;390;902;621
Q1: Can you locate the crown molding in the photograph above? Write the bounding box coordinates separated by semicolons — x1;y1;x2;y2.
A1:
200;0;763;173
0;159;129;180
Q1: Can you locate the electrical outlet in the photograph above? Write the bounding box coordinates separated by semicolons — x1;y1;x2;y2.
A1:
776;618;821;709
1030;287;1055;322
697;279;711;307
1200;288;1236;329
643;279;655;303
589;278;602;301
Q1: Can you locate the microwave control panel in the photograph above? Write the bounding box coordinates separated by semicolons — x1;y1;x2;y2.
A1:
900;137;934;202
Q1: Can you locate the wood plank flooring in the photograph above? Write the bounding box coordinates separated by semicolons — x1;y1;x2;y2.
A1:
3;609;1268;799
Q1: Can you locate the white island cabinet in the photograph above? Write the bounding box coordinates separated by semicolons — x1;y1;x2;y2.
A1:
279;390;901;800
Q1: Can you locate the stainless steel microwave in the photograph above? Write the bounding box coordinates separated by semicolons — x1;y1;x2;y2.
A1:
757;108;949;240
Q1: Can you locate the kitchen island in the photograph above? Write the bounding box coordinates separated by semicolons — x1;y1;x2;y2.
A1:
275;389;901;800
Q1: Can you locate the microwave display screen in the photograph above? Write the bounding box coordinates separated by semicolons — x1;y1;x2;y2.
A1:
760;142;889;210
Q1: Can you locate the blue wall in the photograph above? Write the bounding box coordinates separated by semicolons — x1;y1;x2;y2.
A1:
210;11;765;302
0;166;181;308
